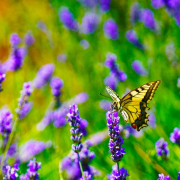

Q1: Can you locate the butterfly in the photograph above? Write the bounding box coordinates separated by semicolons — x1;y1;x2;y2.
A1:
106;80;161;131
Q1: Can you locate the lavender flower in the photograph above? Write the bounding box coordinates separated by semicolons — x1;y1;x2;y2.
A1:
3;163;19;180
24;31;35;47
139;9;157;31
33;63;54;88
8;47;27;71
130;2;141;25
123;125;143;138
106;111;125;162
10;33;21;47
126;29;144;50
60;145;97;180
104;53;127;89
19;139;51;162
50;77;63;97
148;112;156;128
27;158;41;179
158;173;170;180
170;127;180;145
80;171;92;180
103;19;119;40
99;100;111;110
57;53;67;62
131;60;148;76
107;165;129;180
100;0;111;12
36;21;47;33
177;78;180;88
151;0;164;9
104;74;118;90
67;104;83;153
0;107;13;137
81;12;99;34
59;7;78;31
178;172;180;180
0;72;5;91
16;82;33;119
155;138;169;157
80;40;89;49
53;109;67;128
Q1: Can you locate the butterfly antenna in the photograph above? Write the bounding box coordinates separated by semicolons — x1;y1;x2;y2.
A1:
100;93;111;100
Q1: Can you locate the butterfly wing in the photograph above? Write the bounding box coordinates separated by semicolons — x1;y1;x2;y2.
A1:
105;86;120;102
120;80;161;131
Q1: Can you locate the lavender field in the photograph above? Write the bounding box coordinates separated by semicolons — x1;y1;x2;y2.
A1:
0;0;180;179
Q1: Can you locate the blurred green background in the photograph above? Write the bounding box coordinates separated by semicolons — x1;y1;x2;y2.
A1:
0;0;180;179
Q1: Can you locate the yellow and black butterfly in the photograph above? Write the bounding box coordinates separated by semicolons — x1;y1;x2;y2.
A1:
106;80;161;131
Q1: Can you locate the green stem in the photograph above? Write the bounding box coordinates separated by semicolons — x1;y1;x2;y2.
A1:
0;117;18;169
117;161;120;177
77;153;85;180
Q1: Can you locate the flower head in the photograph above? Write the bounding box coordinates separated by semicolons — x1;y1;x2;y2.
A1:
100;0;111;12
130;2;141;25
139;9;157;30
50;77;63;97
33;63;54;88
158;173;170;180
151;0;164;9
106;111;125;162
0;107;13;137
24;31;35;47
80;40;89;49
126;29;144;50
19;139;51;162
81;12;99;34
103;19;119;40
155;138;169;157
67;104;84;153
59;7;78;31
107;165;129;180
170;127;180;145
131;60;148;76
3;163;19;180
0;72;6;91
57;53;67;62
177;172;180;180
80;171;92;180
10;33;21;47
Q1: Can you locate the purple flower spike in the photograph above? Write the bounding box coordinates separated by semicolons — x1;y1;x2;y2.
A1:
0;107;13;137
80;40;89;49
81;12;99;34
148;112;156;128
170;127;180;145
103;19;119;40
33;63;54;88
80;171;92;180
16;82;33;119
3;163;19;180
99;100;111;110
151;0;164;9
8;47;27;71
126;29;144;50
177;78;180;88
27;158;41;180
155;138;169;157
24;31;35;47
50;77;63;97
130;2;141;25
67;104;84;153
100;0;111;12
158;173;170;180
104;74;118;90
106;111;125;162
139;9;157;31
0;72;5;91
132;60;148;76
59;7;78;31
19;139;51;162
177;172;180;180
108;165;129;180
10;33;21;47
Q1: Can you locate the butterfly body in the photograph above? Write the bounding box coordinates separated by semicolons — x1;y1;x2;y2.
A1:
106;80;161;131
